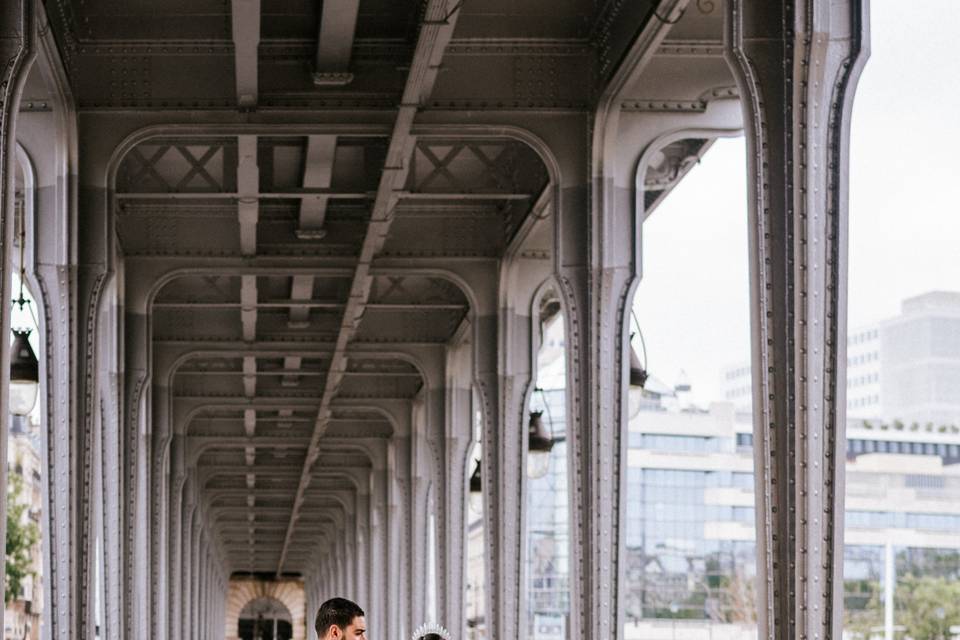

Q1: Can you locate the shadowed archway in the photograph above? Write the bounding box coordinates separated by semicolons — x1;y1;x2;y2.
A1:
238;596;293;640
225;579;305;640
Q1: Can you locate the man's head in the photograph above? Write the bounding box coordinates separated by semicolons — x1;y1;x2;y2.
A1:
315;598;366;640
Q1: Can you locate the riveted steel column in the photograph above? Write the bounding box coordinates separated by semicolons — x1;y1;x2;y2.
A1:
475;296;529;640
392;435;413;639
190;511;201;640
168;441;186;640
442;375;473;637
355;490;370;611
149;345;173;640
724;2;868;640
559;174;634;640
181;500;195;640
0;1;35;636
200;534;209;640
195;539;204;640
422;384;451;625
408;429;431;631
124;307;151;640
369;460;388;640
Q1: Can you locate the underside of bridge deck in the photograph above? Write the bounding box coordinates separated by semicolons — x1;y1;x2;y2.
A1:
0;0;867;638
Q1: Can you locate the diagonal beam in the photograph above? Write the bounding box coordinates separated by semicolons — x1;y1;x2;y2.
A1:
231;0;261;107
174;145;222;191
313;0;360;86
275;0;462;576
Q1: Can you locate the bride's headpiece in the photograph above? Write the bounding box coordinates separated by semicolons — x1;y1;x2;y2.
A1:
412;622;450;640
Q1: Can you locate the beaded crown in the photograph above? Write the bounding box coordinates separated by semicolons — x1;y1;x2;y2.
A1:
412;622;450;640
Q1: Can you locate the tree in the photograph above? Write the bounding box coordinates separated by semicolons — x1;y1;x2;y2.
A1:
897;576;960;640
844;578;883;640
843;574;960;640
6;472;39;603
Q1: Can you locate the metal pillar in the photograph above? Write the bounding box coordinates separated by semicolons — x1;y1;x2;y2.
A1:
724;2;869;639
0;2;35;637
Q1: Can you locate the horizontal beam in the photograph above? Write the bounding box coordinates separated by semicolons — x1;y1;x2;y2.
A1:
218;525;299;533
193;417;313;423
154;301;466;311
210;489;304;499
202;462;368;479
397;191;532;200
213;507;327;519
181;396;321;407
118;190;371;200
189;436;310;449
178;370;422;378
179;370;327;377
176;397;321;406
116;190;530;200
160;336;447;348
189;417;384;425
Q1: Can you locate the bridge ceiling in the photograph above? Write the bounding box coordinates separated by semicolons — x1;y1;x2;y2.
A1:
114;125;508;574
124;128;525;572
156;268;453;571
38;0;743;581
42;0;646;111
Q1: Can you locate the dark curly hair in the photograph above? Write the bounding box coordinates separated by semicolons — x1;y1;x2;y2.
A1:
315;598;364;637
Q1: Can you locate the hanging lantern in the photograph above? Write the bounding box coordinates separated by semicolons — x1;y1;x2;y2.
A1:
627;318;650;418
469;459;482;494
527;409;554;479
629;342;648;389
468;459;483;514
9;329;39;416
10;203;39;418
628;312;649;390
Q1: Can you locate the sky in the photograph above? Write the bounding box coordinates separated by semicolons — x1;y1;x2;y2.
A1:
632;2;960;406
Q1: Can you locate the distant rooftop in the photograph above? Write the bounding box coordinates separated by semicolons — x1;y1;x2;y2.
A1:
901;290;960;314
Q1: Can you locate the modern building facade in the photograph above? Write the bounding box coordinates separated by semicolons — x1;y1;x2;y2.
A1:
723;291;960;427
0;1;870;639
624;394;960;640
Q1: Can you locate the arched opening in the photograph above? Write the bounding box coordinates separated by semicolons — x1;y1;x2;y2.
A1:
225;578;306;640
4;148;46;640
238;596;294;640
524;289;570;639
624;135;758;637
4;20;82;634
